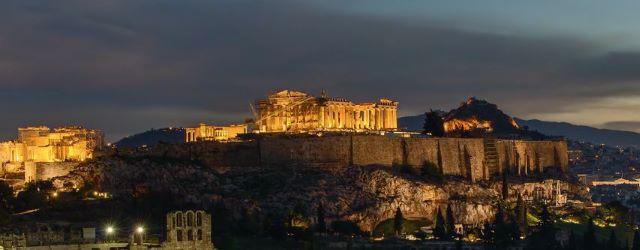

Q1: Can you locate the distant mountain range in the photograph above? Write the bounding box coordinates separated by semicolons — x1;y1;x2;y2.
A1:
514;118;640;148
399;114;640;147
113;127;185;148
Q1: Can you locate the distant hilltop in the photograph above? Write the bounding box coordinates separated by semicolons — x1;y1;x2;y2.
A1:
398;97;640;147
403;97;547;139
444;97;521;135
113;127;185;148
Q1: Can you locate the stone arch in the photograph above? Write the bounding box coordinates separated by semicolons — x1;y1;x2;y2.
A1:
177;229;183;241
186;211;194;227
196;211;203;227
176;212;183;227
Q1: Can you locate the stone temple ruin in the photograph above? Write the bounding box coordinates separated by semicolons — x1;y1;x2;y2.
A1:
0;126;103;185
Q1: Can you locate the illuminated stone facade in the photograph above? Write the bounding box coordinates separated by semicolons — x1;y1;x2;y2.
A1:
0;126;104;173
163;210;214;250
254;90;398;133
185;123;247;142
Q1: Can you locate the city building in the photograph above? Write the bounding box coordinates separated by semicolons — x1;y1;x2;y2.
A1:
591;177;640;187
254;90;398;133
162;210;214;250
184;123;247;142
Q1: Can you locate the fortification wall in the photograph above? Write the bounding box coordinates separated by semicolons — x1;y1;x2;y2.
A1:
148;135;567;181
260;136;352;166
495;140;568;176
25;162;79;182
400;138;487;181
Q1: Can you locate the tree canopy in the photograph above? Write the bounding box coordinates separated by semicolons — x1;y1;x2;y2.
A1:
423;110;445;137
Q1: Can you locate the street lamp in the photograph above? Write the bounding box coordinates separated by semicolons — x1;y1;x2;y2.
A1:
134;225;145;245
105;225;115;242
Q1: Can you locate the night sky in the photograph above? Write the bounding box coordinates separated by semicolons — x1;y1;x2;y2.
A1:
3;0;640;141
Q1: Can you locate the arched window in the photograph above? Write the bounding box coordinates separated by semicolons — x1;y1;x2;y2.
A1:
197;229;203;241
176;212;183;227
196;212;203;227
187;212;194;226
187;229;193;241
176;229;183;241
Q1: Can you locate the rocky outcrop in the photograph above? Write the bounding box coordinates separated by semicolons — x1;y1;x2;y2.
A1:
444;97;521;134
53;155;587;232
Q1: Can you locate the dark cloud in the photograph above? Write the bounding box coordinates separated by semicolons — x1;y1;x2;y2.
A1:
601;121;640;133
1;0;640;141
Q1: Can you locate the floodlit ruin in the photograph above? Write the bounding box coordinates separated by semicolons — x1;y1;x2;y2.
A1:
0;126;103;182
253;90;399;133
184;123;247;142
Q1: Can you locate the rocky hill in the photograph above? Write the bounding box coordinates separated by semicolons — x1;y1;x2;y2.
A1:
113;127;185;148
443;97;521;135
53;152;588;232
399;97;545;139
399;112;640;147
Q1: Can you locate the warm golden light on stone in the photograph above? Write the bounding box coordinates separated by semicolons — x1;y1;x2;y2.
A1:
254;90;398;133
185;123;248;142
0;126;104;181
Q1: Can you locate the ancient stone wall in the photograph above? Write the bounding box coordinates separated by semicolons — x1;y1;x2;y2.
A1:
495;140;568;176
260;135;352;166
149;135;567;181
25;162;80;182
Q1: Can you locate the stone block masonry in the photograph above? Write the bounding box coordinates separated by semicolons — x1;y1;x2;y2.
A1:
25;162;80;182
151;134;568;181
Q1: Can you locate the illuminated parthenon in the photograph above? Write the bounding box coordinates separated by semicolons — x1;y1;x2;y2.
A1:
254;90;398;133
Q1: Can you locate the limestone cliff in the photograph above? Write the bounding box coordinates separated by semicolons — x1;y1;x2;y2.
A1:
54;155;587;232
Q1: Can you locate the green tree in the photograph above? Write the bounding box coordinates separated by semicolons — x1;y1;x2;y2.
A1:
423;110;445;137
393;207;404;236
527;205;560;250
0;181;14;224
501;172;509;201
316;202;326;234
446;205;456;240
632;230;640;250
491;205;516;249
515;193;528;237
14;180;54;211
0;181;13;211
434;209;447;240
